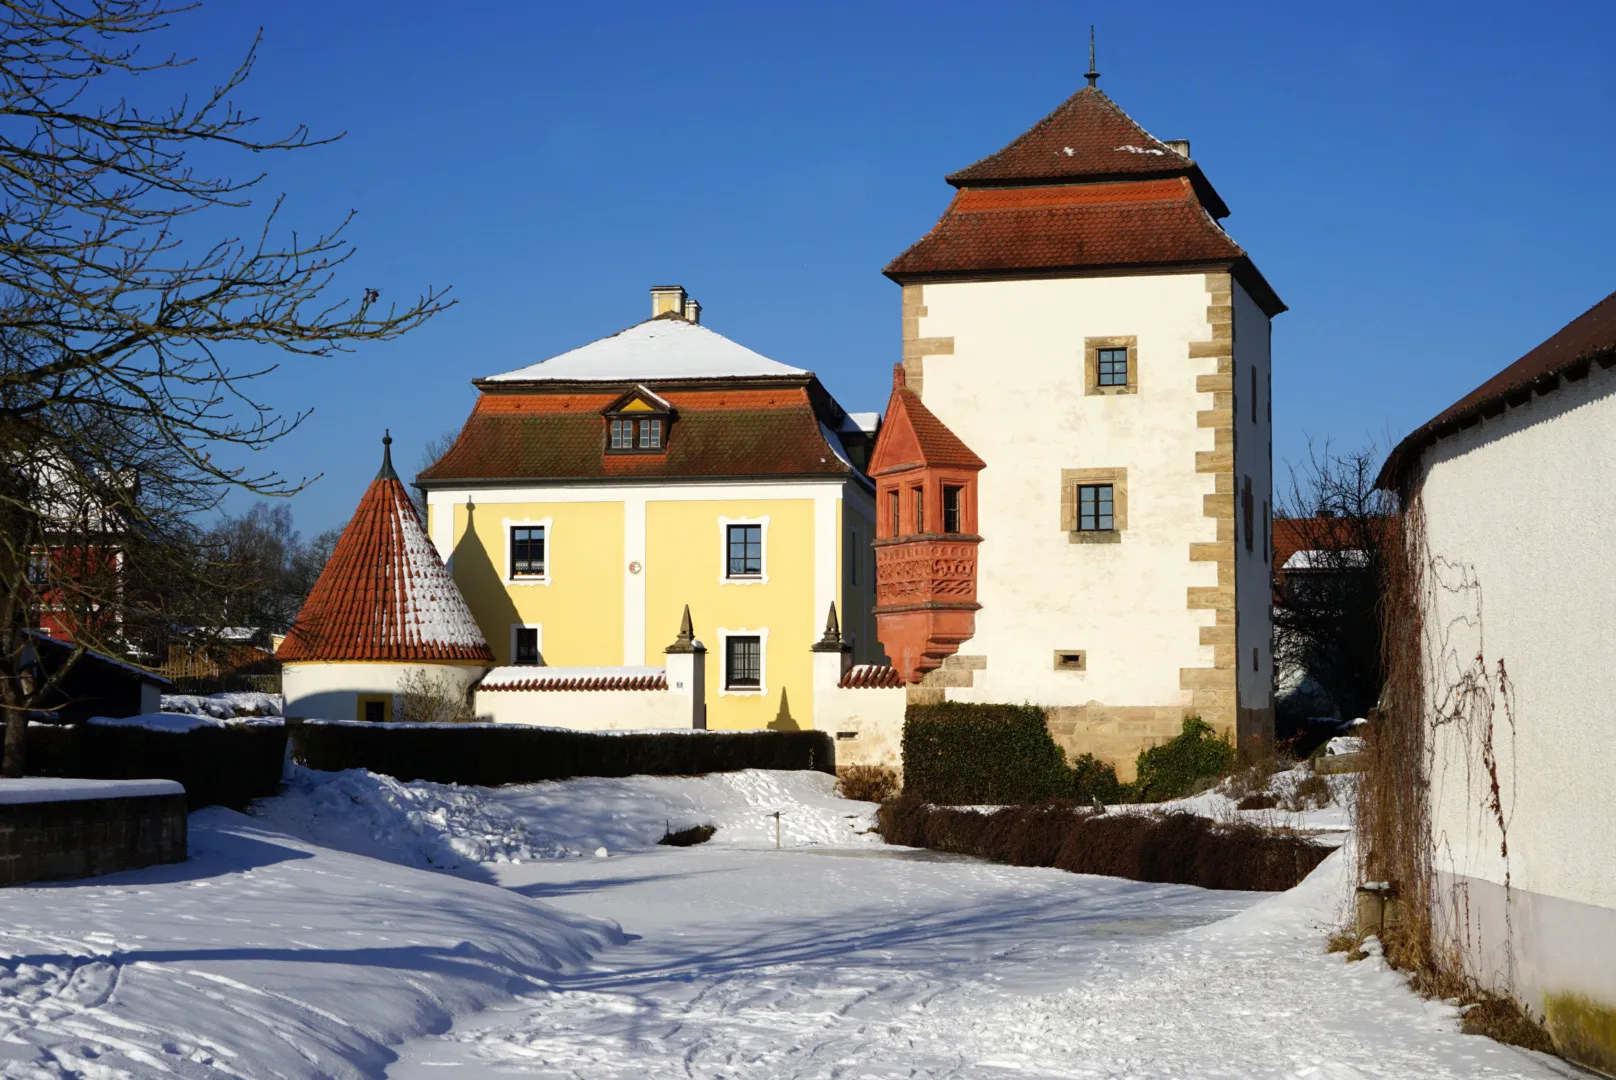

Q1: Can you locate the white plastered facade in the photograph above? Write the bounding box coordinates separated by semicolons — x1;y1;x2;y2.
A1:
904;271;1272;768
1412;360;1616;1020
281;662;483;723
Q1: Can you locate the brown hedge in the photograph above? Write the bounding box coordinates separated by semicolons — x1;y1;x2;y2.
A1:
877;796;1332;892
26;722;288;811
290;721;835;785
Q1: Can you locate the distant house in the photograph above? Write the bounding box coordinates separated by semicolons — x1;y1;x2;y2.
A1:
22;633;169;724
1377;287;1616;1070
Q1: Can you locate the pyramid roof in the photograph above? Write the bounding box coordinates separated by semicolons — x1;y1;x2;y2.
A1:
277;437;492;664
482;314;806;384
868;366;985;477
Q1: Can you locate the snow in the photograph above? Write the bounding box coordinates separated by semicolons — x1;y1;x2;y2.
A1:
841;411;880;433
1325;735;1366;756
483;317;807;382
817;421;859;472
160;693;284;719
1114;143;1167;155
88;712;283;733
1283;549;1371;570
1142;766;1358;842
0;768;1570;1080
0;777;184;804
390;490;491;651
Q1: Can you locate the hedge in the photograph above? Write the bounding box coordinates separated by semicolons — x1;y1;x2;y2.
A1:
877;797;1331;892
26;722;288;811
289;721;835;785
902;702;1071;805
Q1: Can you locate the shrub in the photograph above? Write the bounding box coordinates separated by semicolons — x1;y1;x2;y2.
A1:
1133;717;1235;803
1284;772;1332;812
394;667;475;724
836;764;900;803
659;824;717;847
877;797;1330;892
1237;792;1280;810
1071;753;1126;805
902;702;1071;805
27;722;287;811
290;721;835;786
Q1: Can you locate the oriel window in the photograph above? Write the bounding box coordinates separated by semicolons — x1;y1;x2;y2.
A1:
1077;484;1114;532
510;526;546;577
726;524;762;578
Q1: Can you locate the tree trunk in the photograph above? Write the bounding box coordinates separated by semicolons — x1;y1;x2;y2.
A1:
2;712;26;777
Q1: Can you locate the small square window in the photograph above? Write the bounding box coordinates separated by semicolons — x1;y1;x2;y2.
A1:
514;627;540;666
942;486;962;534
1077;484;1114;532
726;524;762;578
510;526;546;577
726;635;761;690
1097;348;1128;387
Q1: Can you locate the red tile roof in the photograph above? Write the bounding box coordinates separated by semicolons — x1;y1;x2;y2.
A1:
868;366;986;476
278;441;493;663
479;670;668;692
944;86;1229;217
839;664;903;689
419;385;857;485
1380;288;1616;492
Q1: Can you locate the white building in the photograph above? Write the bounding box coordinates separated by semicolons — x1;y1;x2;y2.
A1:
1377;287;1616;1071
872;75;1284;774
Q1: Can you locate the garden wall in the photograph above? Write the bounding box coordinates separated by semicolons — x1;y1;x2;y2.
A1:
290;720;834;785
0;779;187;885
26;720;288;811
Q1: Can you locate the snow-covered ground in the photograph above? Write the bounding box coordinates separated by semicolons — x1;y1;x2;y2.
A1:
160;693;283;719
1150;766;1358;843
0;769;1570;1079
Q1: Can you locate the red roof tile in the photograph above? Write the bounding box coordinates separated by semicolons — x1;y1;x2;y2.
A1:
278;441;492;663
419;386;856;485
1380;288;1616;491
479;671;668;692
839;664;903;689
945;86;1228;216
868;366;985;476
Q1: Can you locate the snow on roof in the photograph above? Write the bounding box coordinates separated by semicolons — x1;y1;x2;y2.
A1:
841;412;881;433
1282;550;1369;571
484;317;807;383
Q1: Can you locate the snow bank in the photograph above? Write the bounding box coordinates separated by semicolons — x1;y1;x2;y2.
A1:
89;711;283;733
161;691;283;718
252;768;879;876
0;777;183;804
0;811;618;1080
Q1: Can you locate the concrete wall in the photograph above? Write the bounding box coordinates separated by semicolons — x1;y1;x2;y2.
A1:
1414;360;1616;1058
1232;281;1275;747
0;787;187;885
474;686;694;730
811;679;905;770
903;272;1263;775
282;662;484;722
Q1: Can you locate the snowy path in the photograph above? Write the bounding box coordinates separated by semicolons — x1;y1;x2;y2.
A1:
389;844;1566;1080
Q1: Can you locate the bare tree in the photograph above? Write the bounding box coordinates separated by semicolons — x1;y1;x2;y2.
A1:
0;2;451;773
1273;442;1397;729
410;428;460;520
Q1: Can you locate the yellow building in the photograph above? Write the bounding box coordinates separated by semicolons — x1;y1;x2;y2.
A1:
417;287;882;731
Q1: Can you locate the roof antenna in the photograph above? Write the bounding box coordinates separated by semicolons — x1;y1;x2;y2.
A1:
1085;25;1100;88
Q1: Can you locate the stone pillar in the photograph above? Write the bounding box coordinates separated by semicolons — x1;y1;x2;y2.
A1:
664;605;708;730
811;602;854;692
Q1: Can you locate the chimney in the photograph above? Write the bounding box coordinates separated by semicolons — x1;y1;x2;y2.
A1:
683;297;701;324
650;285;687;318
1164;139;1191;159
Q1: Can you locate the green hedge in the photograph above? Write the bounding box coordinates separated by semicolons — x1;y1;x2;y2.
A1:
1133;718;1234;803
902;702;1071;805
290;721;835;786
27;722;288;811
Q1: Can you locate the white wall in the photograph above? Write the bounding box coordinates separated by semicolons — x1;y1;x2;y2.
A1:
1415;361;1616;1012
282;662;483;722
812;684;905;770
474;685;695;730
1232;281;1275;727
911;273;1219;709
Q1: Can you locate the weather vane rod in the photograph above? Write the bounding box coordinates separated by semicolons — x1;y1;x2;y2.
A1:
1086;25;1100;87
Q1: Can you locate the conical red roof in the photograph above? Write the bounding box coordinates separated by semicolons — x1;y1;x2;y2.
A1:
277;437;493;663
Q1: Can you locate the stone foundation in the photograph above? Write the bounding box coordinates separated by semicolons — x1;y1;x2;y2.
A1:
1044;704;1197;782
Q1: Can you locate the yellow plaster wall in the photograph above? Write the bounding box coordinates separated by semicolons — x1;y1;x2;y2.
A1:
438;500;624;666
645;498;818;731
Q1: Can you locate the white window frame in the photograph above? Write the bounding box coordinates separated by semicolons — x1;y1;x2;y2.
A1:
509;623;543;667
717;626;768;696
502;517;553;586
717;515;769;585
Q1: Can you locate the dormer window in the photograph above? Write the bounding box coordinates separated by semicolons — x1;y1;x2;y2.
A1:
603;384;674;455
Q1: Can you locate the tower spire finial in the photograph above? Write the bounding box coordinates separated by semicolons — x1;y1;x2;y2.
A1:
376;428;399;481
1086;25;1100;88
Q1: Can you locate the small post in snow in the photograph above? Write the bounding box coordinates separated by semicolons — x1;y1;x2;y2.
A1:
772;811;781;850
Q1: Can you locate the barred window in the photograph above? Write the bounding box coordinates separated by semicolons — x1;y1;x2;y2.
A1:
510;526;546;577
1097;347;1128;387
726;524;762;578
726;635;761;690
1077;484;1114;532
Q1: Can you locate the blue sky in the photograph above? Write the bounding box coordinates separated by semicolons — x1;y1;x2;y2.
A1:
163;1;1615;534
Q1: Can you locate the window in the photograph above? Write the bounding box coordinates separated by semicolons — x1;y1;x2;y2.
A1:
26;552;48;586
1054;650;1087;671
847;526;857;585
1242;476;1254;553
1097;348;1128;387
606;414;667;452
942;486;962;534
913;487;925;534
889;490;900;537
510;526;545;577
725;635;761;690
514;627;540;666
1077;484;1114;531
1250;366;1258;423
726;524;762;578
1263;501;1271;562
357;694;391;723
